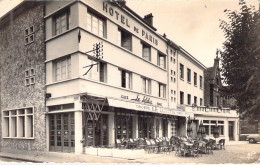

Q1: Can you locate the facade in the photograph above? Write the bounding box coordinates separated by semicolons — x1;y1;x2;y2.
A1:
0;2;46;151
0;0;239;155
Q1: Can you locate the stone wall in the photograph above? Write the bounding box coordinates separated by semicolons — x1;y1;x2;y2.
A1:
0;3;46;151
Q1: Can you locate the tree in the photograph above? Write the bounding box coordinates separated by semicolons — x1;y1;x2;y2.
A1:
219;0;260;117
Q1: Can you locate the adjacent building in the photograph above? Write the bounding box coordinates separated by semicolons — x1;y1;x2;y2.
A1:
0;0;239;155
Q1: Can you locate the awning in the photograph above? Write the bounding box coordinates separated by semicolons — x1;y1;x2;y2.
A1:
107;98;187;117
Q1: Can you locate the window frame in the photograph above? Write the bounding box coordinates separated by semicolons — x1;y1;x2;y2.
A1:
180;64;184;80
118;28;132;51
142;77;151;95
187;68;191;83
194;72;197;86
158;52;166;69
142;41;151;61
53;8;70;36
25;25;34;45
187;94;191;105
99;62;107;83
54;56;71;82
2;107;34;139
159;83;166;98
180;91;184;105
87;11;106;38
121;69;132;89
200;76;203;89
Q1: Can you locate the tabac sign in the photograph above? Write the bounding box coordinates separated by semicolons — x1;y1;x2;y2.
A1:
103;2;159;46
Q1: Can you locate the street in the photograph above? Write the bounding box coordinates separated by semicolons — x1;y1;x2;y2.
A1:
0;143;259;163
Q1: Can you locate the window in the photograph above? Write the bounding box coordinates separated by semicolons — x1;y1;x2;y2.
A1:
171;97;173;102
174;91;176;95
3;107;34;138
171;77;173;82
174;97;176;103
158;52;166;69
173;59;176;64
87;12;105;37
200;98;203;106
180;64;184;79
194;72;197;86
54;56;71;82
99;62;107;83
53;9;70;35
171;90;173;94
142;77;151;94
159;83;166;98
200;76;203;88
142;42;151;61
180;91;184;104
25;25;34;45
121;70;131;89
187;94;191;105
187;68;191;83
171;70;173;75
118;29;132;51
25;68;35;86
170;57;173;62
194;96;197;106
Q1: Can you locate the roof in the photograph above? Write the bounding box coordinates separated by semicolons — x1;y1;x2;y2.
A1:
179;46;207;70
111;1;157;31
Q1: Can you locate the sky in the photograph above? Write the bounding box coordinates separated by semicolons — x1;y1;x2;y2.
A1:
0;0;259;67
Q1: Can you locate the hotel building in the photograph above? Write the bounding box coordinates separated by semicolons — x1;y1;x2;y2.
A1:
0;0;239;155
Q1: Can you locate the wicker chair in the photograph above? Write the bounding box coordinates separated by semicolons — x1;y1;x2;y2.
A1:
206;141;213;154
219;139;225;150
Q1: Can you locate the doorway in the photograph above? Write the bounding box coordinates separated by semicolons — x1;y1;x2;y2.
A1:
228;121;234;141
85;114;108;147
49;113;75;152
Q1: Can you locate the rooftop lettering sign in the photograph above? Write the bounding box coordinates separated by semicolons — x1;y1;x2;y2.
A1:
103;2;159;46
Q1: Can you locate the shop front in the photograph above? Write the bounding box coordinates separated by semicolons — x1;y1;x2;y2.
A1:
46;95;188;155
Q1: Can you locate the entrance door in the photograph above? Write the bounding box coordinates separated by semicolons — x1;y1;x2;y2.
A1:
228;121;234;141
85;114;108;147
49;113;75;152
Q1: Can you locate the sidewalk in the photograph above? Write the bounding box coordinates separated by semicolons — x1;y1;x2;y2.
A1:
225;140;248;145
0;150;140;163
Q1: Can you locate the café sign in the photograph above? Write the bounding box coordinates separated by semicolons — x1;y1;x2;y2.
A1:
103;2;159;46
107;98;187;117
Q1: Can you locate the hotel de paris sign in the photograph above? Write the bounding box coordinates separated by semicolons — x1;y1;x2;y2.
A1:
103;2;159;46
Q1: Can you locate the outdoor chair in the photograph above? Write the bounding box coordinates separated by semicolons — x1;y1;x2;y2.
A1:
161;140;171;154
116;139;126;149
180;143;189;156
137;138;146;149
128;138;137;149
218;139;225;150
190;142;200;157
145;139;153;153
205;141;213;154
150;139;158;153
197;141;205;156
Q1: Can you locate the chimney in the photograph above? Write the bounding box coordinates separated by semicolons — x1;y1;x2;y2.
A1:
144;13;153;26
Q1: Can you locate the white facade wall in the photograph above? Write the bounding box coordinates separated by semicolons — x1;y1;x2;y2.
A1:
177;51;205;106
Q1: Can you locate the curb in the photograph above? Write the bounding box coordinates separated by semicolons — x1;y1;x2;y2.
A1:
0;155;43;163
